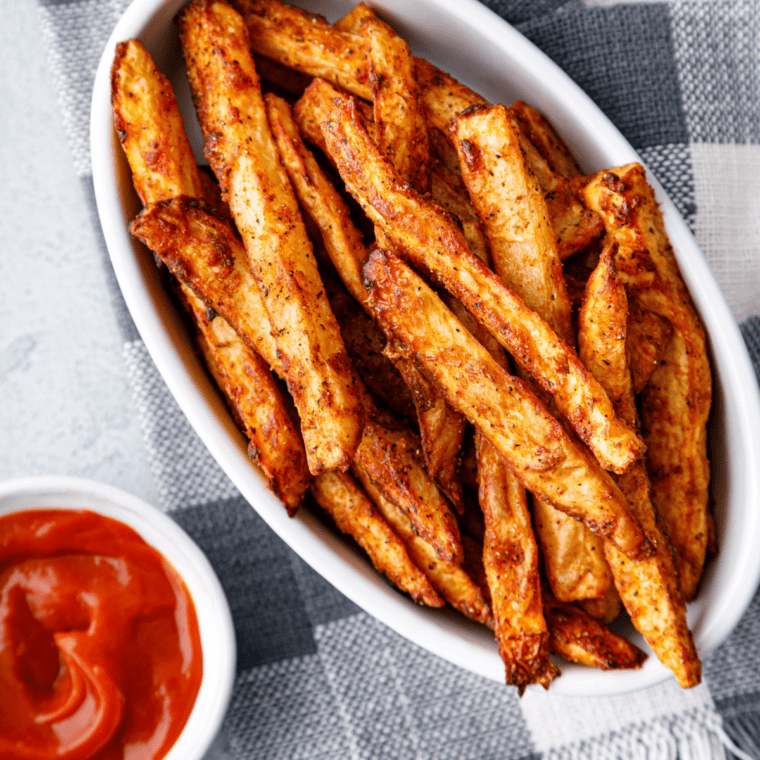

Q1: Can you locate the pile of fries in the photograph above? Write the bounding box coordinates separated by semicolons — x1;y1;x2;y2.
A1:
112;0;711;691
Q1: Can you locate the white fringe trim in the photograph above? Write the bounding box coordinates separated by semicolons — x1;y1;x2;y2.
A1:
548;707;756;760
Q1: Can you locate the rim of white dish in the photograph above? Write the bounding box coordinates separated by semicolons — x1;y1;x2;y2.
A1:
0;475;236;760
90;0;760;696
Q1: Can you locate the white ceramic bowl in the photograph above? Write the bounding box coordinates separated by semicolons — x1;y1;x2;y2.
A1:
0;476;235;759
91;0;760;695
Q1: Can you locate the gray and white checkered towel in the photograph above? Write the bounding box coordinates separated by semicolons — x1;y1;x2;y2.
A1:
35;0;760;757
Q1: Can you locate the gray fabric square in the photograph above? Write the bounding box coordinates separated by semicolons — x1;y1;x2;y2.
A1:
638;143;697;231
672;0;760;145
173;496;318;671
289;552;362;627
740;317;760;379
517;4;688;151
225;656;353;759
476;0;579;26
123;340;240;509
316;613;535;760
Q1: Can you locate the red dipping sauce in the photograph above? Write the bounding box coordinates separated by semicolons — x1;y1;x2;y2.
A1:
0;509;203;760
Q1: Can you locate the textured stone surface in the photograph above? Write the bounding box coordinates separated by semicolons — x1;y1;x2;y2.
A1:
0;2;154;501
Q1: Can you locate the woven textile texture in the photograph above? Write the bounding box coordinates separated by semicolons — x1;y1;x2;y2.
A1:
34;0;760;757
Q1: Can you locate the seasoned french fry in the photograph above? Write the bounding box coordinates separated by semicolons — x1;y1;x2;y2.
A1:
267;90;466;509
354;413;463;564
584;164;711;600
510;100;581;178
111;39;206;205
179;0;365;475
334;2;377;32
253;53;313;95
477;431;558;691
578;245;701;687
362;16;429;194
181;287;311;513
321;98;645;475
544;595;647;671
130;198;283;375
231;0;372;99
627;301;674;394
453;103;574;345
311;471;443;607
579;585;623;625
363;248;651;561
353;464;491;624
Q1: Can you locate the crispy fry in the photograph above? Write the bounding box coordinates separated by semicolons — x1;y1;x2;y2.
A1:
584;164;711;600
578;245;701;687
362;16;429;193
579;585;623;624
353;464;491;624
311;471;442;606
179;0;365;475
268;90;466;508
334;2;377;32
231;0;372;99
533;500;614;602
354;413;463;564
477;431;558;691
181;287;310;513
510;100;581;178
364;248;651;560
322;98;644;474
254;53;313;95
130;198;283;374
544;596;647;670
111;39;206;205
453;103;574;345
627;301;674;394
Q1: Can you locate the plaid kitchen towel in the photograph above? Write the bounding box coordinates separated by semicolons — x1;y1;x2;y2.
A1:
35;0;760;757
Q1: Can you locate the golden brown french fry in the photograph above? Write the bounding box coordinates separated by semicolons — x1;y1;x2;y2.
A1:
267;90;466;509
293;78;376;156
533;500;614;602
231;0;372;99
476;431;558;691
584;164;711;600
354;414;463;564
579;586;623;625
353;463;491;624
111;39;206;205
181;287;311;513
453;105;616;606
334;2;377;32
510;100;581;178
362;16;429;194
543;596;647;671
627;301;674;394
578;245;701;688
179;0;365;475
311;471;443;607
453;103;574;345
130;198;283;375
364;248;651;561
321;98;645;475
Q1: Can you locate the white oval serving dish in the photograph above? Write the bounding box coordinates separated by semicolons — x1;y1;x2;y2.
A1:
90;0;760;695
0;476;236;759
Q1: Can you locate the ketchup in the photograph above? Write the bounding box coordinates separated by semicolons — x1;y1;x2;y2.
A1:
0;509;203;760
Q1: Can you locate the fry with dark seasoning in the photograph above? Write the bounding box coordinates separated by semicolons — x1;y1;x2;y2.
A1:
584;164;711;601
578;244;701;687
321;96;645;475
311;470;443;607
178;0;365;476
363;248;651;561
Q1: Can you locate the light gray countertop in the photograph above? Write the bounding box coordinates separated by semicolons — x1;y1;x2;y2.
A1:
0;1;154;500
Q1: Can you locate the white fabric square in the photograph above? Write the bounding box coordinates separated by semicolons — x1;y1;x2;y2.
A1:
691;142;760;324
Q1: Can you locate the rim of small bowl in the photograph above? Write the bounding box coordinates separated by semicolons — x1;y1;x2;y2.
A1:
0;475;236;760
